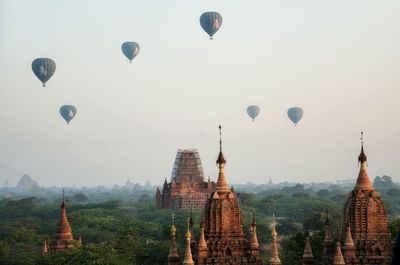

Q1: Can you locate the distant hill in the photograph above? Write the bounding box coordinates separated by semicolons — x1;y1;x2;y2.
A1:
15;174;39;192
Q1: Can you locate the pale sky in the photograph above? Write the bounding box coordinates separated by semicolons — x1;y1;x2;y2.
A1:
0;0;399;187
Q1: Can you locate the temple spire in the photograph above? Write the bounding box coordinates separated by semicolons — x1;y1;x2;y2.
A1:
61;189;66;208
355;132;373;191
197;222;207;260
332;222;345;265
168;213;180;265
269;215;281;265
302;230;314;265
343;226;355;259
183;218;195;265
333;241;346;265
216;125;229;192
250;213;260;256
49;190;76;252
42;240;49;256
344;226;354;248
55;190;73;241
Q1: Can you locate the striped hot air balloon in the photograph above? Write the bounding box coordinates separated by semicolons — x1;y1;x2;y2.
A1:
32;58;56;87
200;12;222;40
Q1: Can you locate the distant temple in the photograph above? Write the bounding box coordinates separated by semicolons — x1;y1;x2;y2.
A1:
156;149;215;209
42;191;81;255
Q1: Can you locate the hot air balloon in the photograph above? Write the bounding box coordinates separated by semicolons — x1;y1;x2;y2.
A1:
247;105;260;121
59;105;77;124
287;107;303;126
200;12;222;40
32;58;56;87
121;42;140;63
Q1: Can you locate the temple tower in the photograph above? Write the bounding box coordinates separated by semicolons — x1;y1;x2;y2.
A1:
302;231;314;265
333;241;346;265
268;215;281;265
49;190;81;252
197;222;208;261
156;149;216;209
322;213;334;265
197;125;263;265
250;214;260;257
42;240;49;256
183;218;195;265
168;213;180;265
342;133;392;264
342;226;355;263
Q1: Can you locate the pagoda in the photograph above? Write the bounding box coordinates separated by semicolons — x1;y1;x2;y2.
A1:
42;190;81;254
341;132;392;264
156;149;215;209
196;125;263;265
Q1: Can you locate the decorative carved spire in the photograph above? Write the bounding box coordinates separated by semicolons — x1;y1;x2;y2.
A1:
355;132;373;191
197;222;207;260
249;213;260;257
303;230;314;265
163;178;168;190
250;213;259;249
323;211;333;243
343;226;355;259
61;189;66;208
42;240;49;256
333;241;346;265
183;218;194;265
216;125;229;192
168;213;180;265
269;215;281;265
55;190;73;242
344;226;354;248
322;210;334;263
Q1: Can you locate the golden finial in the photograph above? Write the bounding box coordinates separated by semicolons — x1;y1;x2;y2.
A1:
170;213;176;233
219;125;222;152
185;218;191;239
216;125;226;165
358;131;367;164
360;131;364;145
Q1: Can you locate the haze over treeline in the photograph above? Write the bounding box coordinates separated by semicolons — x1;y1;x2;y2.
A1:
1;0;399;187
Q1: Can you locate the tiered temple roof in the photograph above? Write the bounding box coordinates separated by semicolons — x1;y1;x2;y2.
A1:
44;191;81;254
156;149;215;209
342;133;392;264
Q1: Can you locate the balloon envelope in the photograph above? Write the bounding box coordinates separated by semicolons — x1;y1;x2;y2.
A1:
200;12;222;39
32;58;56;86
247;105;260;121
287;107;303;125
59;105;77;124
121;42;140;63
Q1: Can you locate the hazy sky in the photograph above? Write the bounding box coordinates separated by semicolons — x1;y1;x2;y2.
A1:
1;0;400;187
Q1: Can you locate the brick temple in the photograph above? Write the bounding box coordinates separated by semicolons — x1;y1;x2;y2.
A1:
168;126;264;265
166;130;394;265
42;191;81;255
340;133;392;264
156;149;215;209
321;132;392;265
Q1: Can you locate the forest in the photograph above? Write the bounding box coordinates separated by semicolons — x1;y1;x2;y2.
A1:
0;176;399;265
